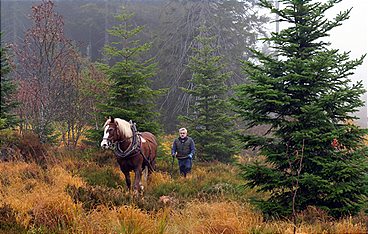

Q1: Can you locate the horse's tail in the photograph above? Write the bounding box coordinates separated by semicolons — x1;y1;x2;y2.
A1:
141;132;157;171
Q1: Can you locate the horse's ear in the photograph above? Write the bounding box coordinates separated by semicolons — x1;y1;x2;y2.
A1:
110;116;114;122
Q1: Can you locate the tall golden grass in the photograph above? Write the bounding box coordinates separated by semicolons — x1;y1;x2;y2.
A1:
1;133;367;233
1;159;367;233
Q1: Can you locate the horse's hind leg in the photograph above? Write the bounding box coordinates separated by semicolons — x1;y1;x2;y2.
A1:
149;159;156;174
133;168;143;194
142;166;149;186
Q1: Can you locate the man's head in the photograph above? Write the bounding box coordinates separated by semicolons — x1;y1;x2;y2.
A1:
179;128;187;138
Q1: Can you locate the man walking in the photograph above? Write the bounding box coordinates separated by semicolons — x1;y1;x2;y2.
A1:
171;128;195;177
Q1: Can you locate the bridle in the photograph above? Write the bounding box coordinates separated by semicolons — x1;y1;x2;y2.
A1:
105;121;141;159
103;124;117;148
103;123;130;148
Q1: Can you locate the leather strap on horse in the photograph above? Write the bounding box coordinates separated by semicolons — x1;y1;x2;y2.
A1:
114;122;141;158
140;139;155;173
114;122;155;173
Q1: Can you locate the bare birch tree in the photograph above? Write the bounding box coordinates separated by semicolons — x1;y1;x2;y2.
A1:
14;0;78;143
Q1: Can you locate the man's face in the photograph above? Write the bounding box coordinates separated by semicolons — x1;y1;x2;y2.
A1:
179;131;187;138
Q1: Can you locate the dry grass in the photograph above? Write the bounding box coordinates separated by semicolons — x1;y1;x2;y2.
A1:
75;205;158;234
1;144;367;233
147;171;172;188
257;218;367;234
165;201;263;234
0;162;84;231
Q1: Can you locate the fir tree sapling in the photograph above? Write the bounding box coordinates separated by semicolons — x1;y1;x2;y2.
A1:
98;7;163;135
182;27;239;162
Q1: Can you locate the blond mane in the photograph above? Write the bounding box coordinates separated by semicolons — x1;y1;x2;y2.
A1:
103;118;133;138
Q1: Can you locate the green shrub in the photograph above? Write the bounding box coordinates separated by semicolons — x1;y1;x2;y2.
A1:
66;185;128;210
78;166;124;188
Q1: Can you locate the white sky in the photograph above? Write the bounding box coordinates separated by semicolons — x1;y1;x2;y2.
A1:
266;0;368;127
327;0;367;87
326;0;368;127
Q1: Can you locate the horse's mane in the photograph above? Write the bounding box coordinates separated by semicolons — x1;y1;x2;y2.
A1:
104;118;133;138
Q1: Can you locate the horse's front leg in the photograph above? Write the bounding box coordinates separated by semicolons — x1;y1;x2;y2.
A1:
123;171;131;191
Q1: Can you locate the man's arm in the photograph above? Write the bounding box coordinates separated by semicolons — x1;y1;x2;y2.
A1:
171;140;177;156
188;138;195;158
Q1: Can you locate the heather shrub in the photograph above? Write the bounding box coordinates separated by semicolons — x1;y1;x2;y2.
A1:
78;164;125;188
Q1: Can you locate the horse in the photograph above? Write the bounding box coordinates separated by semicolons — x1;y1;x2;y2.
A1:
100;117;157;193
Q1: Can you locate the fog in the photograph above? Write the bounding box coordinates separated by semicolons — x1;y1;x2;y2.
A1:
2;0;367;128
327;0;368;127
268;0;368;127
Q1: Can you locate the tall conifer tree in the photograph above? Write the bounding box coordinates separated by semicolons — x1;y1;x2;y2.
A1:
182;28;238;162
0;32;18;129
233;0;368;218
100;7;162;134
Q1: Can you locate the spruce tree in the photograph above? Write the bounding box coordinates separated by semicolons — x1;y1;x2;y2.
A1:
0;32;18;129
233;0;368;218
182;28;238;162
100;7;163;134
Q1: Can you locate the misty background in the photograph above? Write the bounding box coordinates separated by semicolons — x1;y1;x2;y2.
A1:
1;0;367;129
266;0;368;127
326;0;368;128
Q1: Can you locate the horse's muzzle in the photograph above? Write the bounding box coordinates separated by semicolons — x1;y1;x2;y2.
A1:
100;140;111;149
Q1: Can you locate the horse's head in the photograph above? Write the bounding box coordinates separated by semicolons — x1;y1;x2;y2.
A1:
101;117;119;149
100;117;132;149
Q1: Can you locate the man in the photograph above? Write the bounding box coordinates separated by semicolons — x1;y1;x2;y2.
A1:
171;128;195;177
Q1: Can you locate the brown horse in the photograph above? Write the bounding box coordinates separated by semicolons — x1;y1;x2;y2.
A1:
100;117;157;192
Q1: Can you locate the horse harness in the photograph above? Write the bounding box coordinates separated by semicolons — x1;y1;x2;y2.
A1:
113;121;155;172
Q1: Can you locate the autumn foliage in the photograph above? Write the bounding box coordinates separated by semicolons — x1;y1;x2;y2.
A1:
12;0;110;147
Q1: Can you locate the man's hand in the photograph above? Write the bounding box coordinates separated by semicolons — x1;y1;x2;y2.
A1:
188;153;193;159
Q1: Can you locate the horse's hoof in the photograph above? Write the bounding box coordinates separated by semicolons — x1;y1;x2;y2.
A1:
133;189;139;197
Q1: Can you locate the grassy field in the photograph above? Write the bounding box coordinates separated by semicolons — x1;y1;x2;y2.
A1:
0;134;367;233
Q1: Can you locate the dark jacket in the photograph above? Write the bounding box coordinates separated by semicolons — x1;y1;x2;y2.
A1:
172;137;195;159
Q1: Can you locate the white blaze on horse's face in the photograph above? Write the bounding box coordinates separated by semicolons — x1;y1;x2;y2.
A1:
100;125;110;149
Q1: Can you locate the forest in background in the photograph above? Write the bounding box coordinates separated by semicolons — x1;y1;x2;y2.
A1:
1;0;268;132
